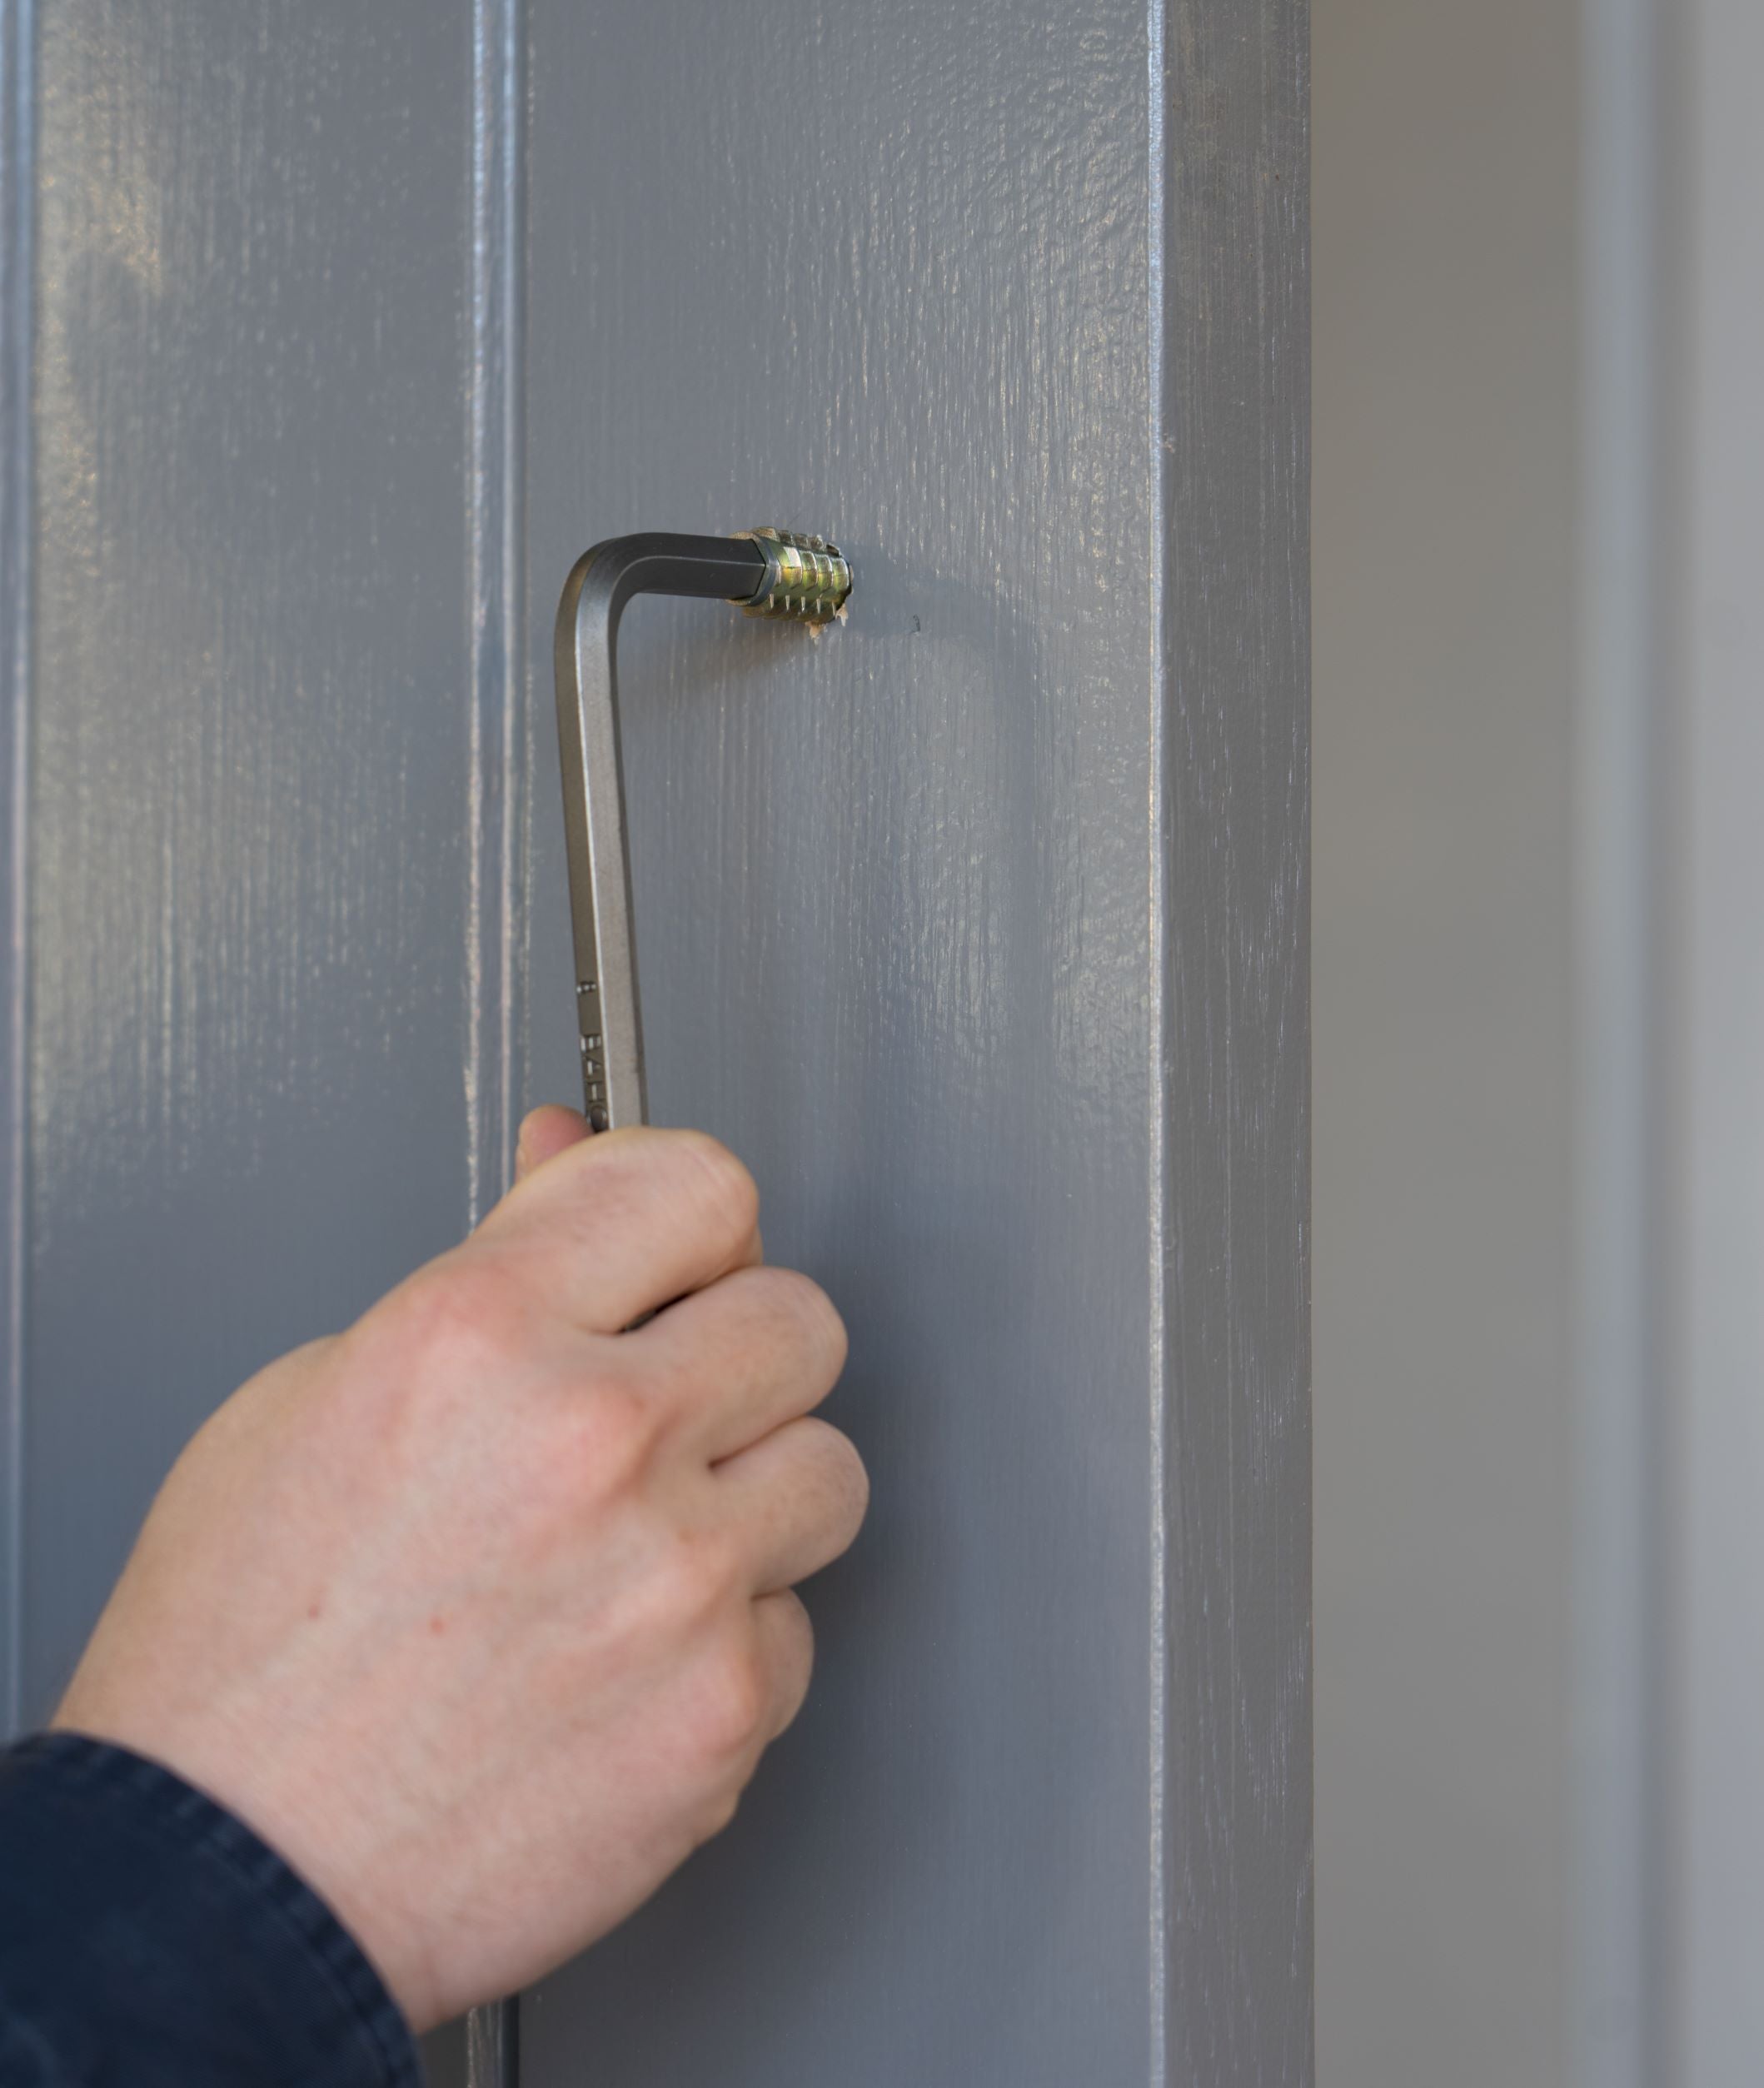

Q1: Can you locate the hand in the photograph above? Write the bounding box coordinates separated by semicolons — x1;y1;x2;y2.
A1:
52;1110;867;2031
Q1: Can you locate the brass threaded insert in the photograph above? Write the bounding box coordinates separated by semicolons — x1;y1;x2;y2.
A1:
734;526;853;620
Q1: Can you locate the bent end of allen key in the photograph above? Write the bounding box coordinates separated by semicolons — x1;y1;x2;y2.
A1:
552;527;853;1131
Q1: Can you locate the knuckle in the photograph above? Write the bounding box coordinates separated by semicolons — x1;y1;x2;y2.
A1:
667;1131;760;1255
814;1423;870;1533
692;1783;744;1846
376;1253;531;1380
770;1595;816;1725
691;1637;771;1762
536;1128;758;1269
745;1266;848;1372
650;1525;743;1633
771;1587;815;1672
758;1423;867;1577
545;1374;660;1503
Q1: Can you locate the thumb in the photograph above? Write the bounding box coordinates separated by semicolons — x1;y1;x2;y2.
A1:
511;1104;593;1186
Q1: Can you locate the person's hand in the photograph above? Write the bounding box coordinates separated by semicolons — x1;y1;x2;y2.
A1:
52;1109;867;2031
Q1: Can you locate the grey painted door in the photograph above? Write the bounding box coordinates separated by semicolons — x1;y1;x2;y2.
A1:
1;3;1308;2084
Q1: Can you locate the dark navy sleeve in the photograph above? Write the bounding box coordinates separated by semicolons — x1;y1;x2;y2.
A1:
0;1732;423;2088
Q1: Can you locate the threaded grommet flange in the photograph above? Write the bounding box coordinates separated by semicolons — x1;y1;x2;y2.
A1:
733;526;853;620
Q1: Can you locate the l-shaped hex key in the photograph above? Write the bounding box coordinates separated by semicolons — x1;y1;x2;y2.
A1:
552;527;852;1130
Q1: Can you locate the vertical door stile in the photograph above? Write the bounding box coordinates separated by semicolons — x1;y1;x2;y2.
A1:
1156;2;1313;2077
517;2;1311;2081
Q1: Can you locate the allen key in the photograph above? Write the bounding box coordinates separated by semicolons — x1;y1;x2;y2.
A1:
552;527;852;1130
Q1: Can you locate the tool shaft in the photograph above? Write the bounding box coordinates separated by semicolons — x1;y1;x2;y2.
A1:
553;528;850;1130
553;535;766;1129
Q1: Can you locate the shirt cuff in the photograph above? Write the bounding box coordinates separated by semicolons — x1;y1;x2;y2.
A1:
0;1730;422;2088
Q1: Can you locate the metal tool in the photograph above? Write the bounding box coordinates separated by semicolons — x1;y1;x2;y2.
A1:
552;527;852;1129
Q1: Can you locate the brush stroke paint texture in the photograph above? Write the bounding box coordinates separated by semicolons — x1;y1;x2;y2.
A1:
7;2;1308;2081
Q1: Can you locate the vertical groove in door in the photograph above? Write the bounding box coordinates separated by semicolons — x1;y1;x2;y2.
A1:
465;0;529;1238
1144;2;1170;2082
465;0;526;2073
1572;2;1667;2081
0;0;35;1742
468;1995;520;2088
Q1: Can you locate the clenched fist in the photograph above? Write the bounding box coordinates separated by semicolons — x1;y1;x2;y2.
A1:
53;1109;868;2031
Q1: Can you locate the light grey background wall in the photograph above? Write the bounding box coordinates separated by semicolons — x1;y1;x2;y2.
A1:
1671;0;1764;2078
1313;0;1578;2083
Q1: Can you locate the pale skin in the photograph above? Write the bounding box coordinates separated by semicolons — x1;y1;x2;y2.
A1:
52;1107;869;2033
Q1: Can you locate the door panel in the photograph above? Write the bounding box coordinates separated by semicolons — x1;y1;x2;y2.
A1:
18;0;476;1722
518;3;1308;2082
2;3;1308;2082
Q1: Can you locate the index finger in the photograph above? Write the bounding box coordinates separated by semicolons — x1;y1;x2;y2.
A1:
475;1126;762;1333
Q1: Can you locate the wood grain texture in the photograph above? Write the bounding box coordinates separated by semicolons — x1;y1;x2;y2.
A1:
7;2;1306;2076
22;0;479;1712
518;2;1309;2081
